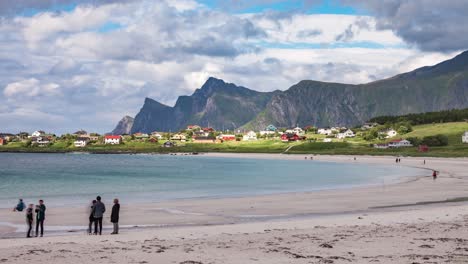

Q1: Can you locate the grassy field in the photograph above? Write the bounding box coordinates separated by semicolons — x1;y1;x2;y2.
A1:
401;122;468;145
1;122;467;157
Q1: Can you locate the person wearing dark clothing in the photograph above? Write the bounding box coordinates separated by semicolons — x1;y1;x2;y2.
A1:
35;200;46;237
110;198;120;235
433;170;437;180
14;199;26;212
26;204;34;238
93;196;106;235
88;200;97;234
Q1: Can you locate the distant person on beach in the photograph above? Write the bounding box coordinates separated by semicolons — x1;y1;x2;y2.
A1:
26;204;34;238
88;200;97;235
13;198;25;212
110;198;120;235
433;170;437;180
35;200;46;237
93;196;106;235
395;158;398;163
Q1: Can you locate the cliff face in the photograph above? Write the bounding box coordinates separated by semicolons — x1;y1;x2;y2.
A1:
246;50;468;129
130;77;276;133
111;116;134;135
118;50;468;133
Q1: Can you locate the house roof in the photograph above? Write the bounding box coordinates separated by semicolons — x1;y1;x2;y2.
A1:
105;135;121;139
76;137;90;141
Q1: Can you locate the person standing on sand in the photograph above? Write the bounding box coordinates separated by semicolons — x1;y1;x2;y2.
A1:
26;204;34;238
35;200;46;237
110;198;120;235
88;200;96;235
93;196;106;235
433;170;437;180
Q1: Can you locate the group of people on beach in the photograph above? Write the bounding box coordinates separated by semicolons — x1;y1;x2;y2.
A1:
13;199;46;238
14;196;120;238
87;196;120;235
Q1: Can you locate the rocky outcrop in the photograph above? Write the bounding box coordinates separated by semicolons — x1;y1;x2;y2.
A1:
111;116;134;135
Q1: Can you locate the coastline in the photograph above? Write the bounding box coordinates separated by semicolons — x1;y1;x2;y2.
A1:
1;145;468;158
1;154;468;263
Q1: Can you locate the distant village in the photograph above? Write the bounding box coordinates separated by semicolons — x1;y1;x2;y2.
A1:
2;122;466;150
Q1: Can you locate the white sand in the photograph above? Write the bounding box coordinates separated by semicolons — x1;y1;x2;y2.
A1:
0;154;467;263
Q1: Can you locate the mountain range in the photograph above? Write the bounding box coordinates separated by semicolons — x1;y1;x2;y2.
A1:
113;50;468;134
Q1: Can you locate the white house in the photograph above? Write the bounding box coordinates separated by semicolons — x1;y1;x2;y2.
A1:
323;138;332;143
151;132;163;140
379;129;398;138
337;129;355;139
260;130;276;136
317;128;333;135
74;137;89;147
104;135;121;145
31;130;45;137
243;131;257;141
170;134;187;141
292;127;304;135
388;139;413;148
462;131;468;143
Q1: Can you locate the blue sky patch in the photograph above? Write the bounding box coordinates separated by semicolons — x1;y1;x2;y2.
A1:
198;0;361;15
98;22;124;33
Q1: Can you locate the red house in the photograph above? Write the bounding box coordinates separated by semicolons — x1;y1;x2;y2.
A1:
202;127;214;132
281;133;300;142
0;138;6;145
220;135;236;141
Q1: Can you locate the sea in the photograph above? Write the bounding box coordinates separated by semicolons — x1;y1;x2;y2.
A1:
0;153;426;208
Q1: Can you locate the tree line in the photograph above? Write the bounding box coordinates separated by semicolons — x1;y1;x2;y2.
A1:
368;108;468;125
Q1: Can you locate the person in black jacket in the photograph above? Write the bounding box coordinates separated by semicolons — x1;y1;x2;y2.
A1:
110;198;120;235
35;200;46;237
26;204;34;238
93;196;105;235
88;200;96;235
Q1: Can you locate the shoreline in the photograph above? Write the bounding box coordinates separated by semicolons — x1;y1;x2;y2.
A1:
1;147;468;158
1;154;466;237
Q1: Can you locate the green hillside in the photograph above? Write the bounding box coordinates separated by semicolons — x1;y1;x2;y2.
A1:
401;122;468;145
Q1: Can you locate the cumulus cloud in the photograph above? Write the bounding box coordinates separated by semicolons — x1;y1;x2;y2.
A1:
4;78;60;97
343;0;468;52
0;0;460;134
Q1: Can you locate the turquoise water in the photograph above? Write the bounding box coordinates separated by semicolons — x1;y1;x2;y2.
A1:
0;153;425;208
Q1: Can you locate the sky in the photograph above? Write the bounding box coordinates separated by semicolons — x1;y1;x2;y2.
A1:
0;0;466;134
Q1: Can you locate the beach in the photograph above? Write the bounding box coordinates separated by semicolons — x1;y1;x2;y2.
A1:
1;154;468;263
